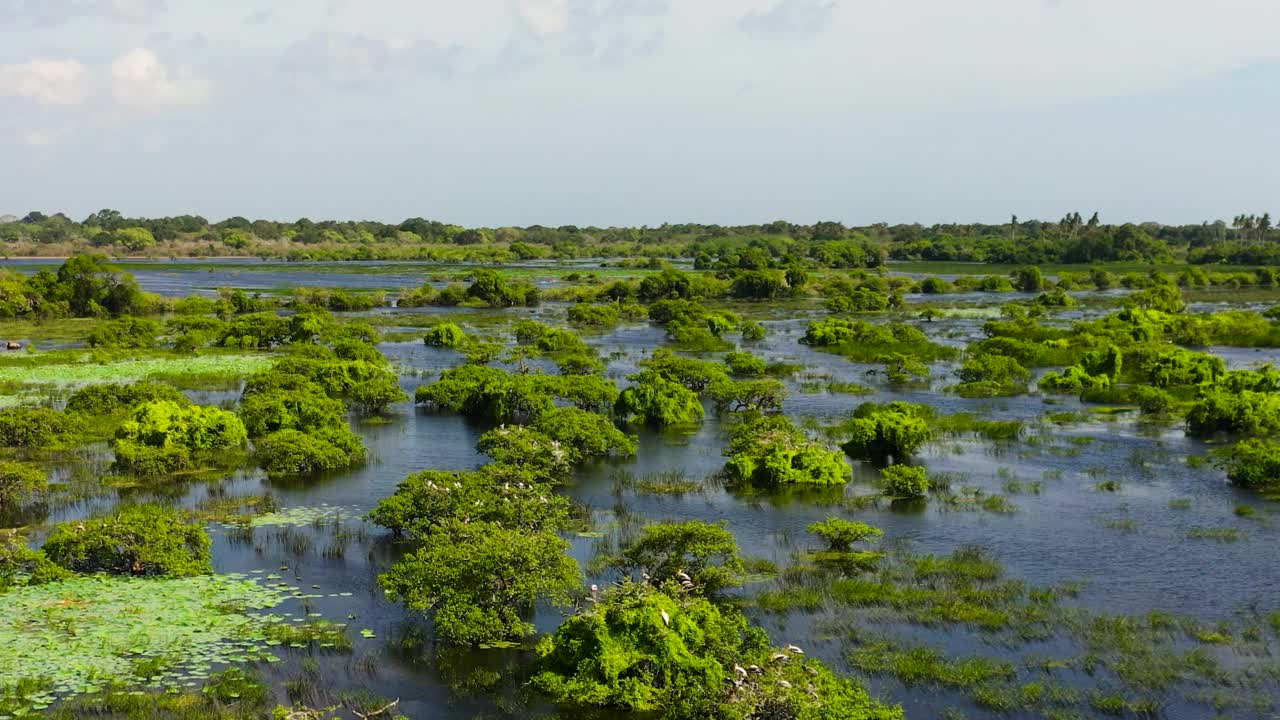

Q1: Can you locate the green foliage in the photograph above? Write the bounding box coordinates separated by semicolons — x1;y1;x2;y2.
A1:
1011;266;1045;292
882;465;929;498
807;518;883;552
801;318;956;361
1186;388;1280;437
567;303;620;327
476;425;575;478
955;354;1030;387
0;407;74;448
0;461;46;509
0;535;70;590
379;522;578;645
532;407;638;460
841;402;933;463
826;288;890;313
1215;439;1280;493
881;353;930;386
238;385;346;437
253;426;364;475
417;365;617;421
42;505;212;577
64;382;190;415
740;320;767;341
466;269;539;307
723;416;849;486
424;322;467;348
707;378;786;413
615;375;705;426
615;521;744;593
531;582;903;720
724;352;767;377
369;465;569;538
1038;365;1110;394
86;317;161;349
639;350;728;392
111;401;246;475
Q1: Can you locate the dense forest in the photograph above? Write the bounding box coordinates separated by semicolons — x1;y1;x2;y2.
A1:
1;209;1277;265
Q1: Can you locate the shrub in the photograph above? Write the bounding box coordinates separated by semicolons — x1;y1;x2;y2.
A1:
65;382;190;415
1038;365;1109;394
567;303;620;327
532;407;638;460
424;323;467;348
1186;389;1280;437
86;316;161;348
368;465;569;538
615;376;705;427
918;277;952;294
881;353;930;386
0;536;71;590
807;518;883;552
841;402;932;463
955;354;1030;387
112;401;246;475
707;378;786;413
0;407;75;448
1216;438;1280;492
41;505;212;577
639;351;728;392
614;521;744;593
724;352;767;377
740;320;767;340
476;425;575;477
0;462;46;508
238;387;346;437
254;426;364;475
881;465;929;498
531;582;903;720
379;522;578;645
723;416;848;486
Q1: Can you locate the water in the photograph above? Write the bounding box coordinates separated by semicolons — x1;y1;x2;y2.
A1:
10;260;1280;719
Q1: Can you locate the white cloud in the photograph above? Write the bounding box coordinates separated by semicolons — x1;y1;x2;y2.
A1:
109;47;207;110
0;59;89;106
110;0;167;23
22;128;64;146
739;0;836;36
512;0;569;36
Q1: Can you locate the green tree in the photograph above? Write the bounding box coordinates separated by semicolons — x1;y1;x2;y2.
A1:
42;505;212;577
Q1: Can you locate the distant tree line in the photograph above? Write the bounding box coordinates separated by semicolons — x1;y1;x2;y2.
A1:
1;209;1277;265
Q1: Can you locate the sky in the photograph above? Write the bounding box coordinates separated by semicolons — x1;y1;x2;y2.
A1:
1;0;1277;227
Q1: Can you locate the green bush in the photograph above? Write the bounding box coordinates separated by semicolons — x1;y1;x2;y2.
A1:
379;522;578;646
1216;438;1280;492
615;376;705;426
254;426;364;475
530;582;904;720
368;465;569;538
112;401;246;475
65;382;190;415
424;322;467;348
41;505;212;577
740;320;767;341
614;521;744;594
724;352;767;377
723;416;848;486
1186;388;1280;437
1037;365;1109;394
0;407;74;448
567;303;620;327
707;378;786;413
85;317;160;348
0;461;46;508
532;407;638;460
807;518;883;552
881;465;929;498
238;386;346;437
0;536;71;590
639;351;728;392
841;402;932;463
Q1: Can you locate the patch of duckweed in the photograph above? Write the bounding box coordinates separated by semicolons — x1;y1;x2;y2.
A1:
240;504;360;528
0;354;271;389
0;573;299;715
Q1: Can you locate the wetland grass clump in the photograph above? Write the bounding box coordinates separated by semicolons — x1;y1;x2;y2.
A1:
722;416;850;486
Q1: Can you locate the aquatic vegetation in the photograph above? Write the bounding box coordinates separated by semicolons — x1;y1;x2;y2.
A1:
1038;365;1110;394
566;303;620;327
638;350;728;392
840;402;933;464
254;427;365;475
530;581;904;720
476;425;575;477
1215;438;1280;493
42;505;213;577
800;318;956;362
881;465;929;498
85;316;161;349
0;406;75;448
1186;388;1280;437
740;320;767;340
369;466;569;538
613;520;745;594
807;518;882;552
724;351;767;377
531;406;638;460
111;400;247;475
423;322;467;348
0;573;297;714
615;375;704;427
64;381;190;415
0;461;45;509
951;353;1030;396
722;416;849;486
418;364;619;421
0;353;272;389
881;352;930;386
707;378;786;412
379;521;579;645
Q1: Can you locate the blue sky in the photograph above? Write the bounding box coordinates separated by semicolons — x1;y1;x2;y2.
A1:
1;1;1277;226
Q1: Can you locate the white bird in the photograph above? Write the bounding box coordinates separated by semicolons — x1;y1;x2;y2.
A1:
747;665;762;674
681;580;695;589
778;680;792;689
675;570;691;582
770;653;788;663
659;609;670;626
785;645;804;655
805;683;818;698
733;664;747;679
